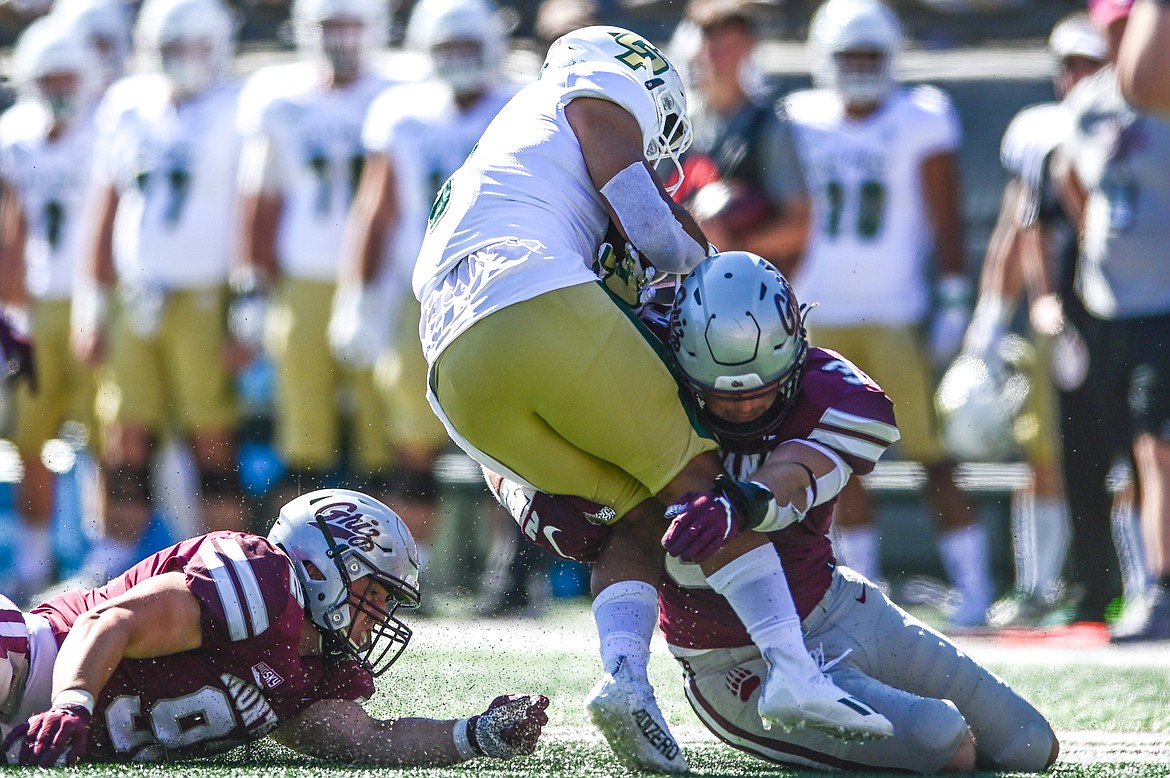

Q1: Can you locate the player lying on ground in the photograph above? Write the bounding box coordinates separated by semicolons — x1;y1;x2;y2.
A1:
488;252;1059;773
0;489;548;766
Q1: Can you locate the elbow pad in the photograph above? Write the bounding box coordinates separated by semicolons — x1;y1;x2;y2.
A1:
600;162;707;273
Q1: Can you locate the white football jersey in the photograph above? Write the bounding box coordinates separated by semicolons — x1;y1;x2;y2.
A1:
92;74;242;289
362;80;520;297
999;102;1068;194
786;86;961;326
0;105;98;300
239;63;399;281
413;63;661;363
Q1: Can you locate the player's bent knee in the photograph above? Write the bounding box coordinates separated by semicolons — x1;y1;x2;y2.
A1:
907;698;968;768
987;719;1059;772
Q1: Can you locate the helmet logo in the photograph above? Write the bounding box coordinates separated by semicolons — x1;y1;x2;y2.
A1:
609;30;669;75
314;500;381;553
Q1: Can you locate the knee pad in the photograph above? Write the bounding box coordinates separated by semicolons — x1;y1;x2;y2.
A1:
907;698;968;763
106;465;153;506
200;468;244;503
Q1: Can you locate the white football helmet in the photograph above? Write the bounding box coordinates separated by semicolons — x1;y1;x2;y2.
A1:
292;0;388;77
49;0;132;89
406;0;505;97
542;25;692;193
268;488;421;675
809;0;902;106
669;251;809;454
135;0;236;97
935;336;1033;462
12;16;102;124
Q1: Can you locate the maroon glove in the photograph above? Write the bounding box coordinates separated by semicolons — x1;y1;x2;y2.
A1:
662;490;740;563
467;693;550;758
0;313;35;393
4;704;92;766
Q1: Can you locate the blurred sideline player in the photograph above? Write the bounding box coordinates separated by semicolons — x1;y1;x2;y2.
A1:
1053;0;1170;642
0;489;549;765
333;0;519;575
0;17;103;602
414;24;891;773
667;0;811;275
236;0;400;504
785;0;991;628
488;252;1058;774
71;0;247;581
959;13;1107;627
48;0;133;94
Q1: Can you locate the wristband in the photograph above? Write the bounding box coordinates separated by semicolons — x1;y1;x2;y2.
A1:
452;717;479;760
52;688;95;715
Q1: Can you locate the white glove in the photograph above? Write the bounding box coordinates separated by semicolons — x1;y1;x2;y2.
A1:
328;284;388;367
453;694;550;760
70;284;109;340
930;275;972;367
961;294;1011;357
228;287;269;352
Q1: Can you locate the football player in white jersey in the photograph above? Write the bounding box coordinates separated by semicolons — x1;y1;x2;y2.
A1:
331;0;520;568
785;0;992;629
414;25;892;773
958;14;1106;628
0;16;103;603
48;0;133;92
71;0;247;581
236;0;400;505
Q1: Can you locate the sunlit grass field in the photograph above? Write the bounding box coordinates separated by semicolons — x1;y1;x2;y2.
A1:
40;600;1170;778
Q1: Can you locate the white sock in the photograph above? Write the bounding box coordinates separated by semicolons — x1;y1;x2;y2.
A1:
834;526;879;582
706;544;808;662
592;580;657;678
1032;498;1069;601
938;524;992;615
15;521;53;582
1009;489;1038;595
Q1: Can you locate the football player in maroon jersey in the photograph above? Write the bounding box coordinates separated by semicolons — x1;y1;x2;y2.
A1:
488;251;1058;773
0;489;548;766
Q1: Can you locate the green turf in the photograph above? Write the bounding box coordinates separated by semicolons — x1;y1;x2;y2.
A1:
19;604;1170;777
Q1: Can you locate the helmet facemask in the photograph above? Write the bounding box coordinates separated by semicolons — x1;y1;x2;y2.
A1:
34;71;85;124
431;39;490;97
644;67;692;195
831;47;892;106
318;17;368;79
160;37;218;96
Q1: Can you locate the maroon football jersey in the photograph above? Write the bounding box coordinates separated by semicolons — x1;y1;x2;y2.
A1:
33;532;374;762
659;347;898;650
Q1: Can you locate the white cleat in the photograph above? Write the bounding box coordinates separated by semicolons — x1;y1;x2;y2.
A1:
758;649;894;742
585;656;689;773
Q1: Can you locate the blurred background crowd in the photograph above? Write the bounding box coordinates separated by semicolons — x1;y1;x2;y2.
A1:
0;0;1166;645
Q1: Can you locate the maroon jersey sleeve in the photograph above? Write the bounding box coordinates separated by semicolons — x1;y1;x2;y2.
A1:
788;348;900;476
183;532;304;646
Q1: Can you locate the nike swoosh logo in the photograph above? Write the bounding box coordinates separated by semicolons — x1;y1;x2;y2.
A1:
543;525;569;559
855;585;867;604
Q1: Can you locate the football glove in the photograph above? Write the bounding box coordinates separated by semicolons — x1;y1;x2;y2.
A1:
0;308;36;393
460;694;550;759
4;703;92;767
662;476;777;563
328;284;389;367
228;271;270;352
929;275;973;367
593;242;657;308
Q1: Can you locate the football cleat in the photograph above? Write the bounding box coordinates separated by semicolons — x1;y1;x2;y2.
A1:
585;656;688;774
758;648;893;741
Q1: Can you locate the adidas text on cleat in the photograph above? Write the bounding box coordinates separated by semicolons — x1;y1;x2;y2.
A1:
585;656;688;773
758;649;894;742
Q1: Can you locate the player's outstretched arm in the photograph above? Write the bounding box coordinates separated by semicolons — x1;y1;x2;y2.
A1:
271;693;550;766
